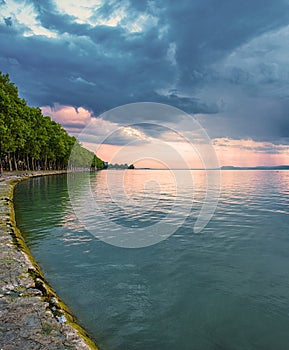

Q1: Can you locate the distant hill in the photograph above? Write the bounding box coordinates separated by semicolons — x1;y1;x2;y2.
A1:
221;165;289;170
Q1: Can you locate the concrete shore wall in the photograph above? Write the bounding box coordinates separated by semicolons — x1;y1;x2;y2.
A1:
0;172;98;350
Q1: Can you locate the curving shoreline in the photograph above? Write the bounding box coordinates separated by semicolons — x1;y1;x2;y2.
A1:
0;171;99;350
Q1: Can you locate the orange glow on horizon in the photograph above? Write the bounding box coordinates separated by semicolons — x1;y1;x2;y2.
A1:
214;138;289;167
83;138;289;168
42;104;289;168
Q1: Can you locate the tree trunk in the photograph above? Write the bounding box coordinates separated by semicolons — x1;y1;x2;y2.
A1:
13;152;18;171
8;152;12;171
26;154;30;171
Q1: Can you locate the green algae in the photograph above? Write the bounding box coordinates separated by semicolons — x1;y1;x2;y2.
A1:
5;173;99;350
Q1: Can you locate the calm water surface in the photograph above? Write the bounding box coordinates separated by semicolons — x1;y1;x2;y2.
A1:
14;170;289;350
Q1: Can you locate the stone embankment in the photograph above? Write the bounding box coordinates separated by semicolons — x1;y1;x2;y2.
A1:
0;172;98;350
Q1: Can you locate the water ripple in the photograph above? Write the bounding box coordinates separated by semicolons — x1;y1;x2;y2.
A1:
14;170;289;350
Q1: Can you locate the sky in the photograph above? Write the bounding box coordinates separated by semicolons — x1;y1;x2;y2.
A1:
1;0;289;167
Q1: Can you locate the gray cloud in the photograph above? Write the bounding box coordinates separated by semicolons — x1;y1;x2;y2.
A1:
1;0;289;144
4;16;12;26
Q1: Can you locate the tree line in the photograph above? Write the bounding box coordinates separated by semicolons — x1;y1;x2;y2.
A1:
108;163;135;169
0;72;105;171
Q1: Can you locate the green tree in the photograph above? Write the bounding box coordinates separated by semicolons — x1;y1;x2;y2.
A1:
0;71;105;171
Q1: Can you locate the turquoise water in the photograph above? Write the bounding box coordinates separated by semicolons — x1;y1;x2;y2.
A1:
14;170;289;350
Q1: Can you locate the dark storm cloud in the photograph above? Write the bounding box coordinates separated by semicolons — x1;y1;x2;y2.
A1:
31;0;93;36
163;0;289;61
0;17;174;112
1;0;289;144
200;93;289;144
4;16;12;26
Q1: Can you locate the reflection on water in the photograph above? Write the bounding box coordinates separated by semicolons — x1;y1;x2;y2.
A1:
67;170;200;247
92;170;178;227
14;170;289;350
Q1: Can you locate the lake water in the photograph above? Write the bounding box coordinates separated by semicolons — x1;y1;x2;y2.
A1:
14;170;289;350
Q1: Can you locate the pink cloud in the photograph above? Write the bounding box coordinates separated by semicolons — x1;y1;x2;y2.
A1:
39;105;289;168
213;138;289;166
41;104;92;130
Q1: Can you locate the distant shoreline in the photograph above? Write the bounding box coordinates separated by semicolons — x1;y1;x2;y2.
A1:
2;166;289;176
220;165;289;170
116;166;289;170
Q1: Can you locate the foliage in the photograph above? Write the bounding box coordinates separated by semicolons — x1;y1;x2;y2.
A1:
108;163;128;169
0;72;105;171
108;163;134;169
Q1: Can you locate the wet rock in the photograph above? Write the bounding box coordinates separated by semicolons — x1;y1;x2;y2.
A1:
0;174;98;350
56;314;67;324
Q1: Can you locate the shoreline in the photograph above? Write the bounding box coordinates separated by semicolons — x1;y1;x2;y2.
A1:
0;171;99;350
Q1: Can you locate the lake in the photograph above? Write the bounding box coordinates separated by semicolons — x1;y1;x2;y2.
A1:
14;170;289;350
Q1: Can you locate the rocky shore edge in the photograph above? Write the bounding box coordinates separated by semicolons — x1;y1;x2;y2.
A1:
0;171;99;350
